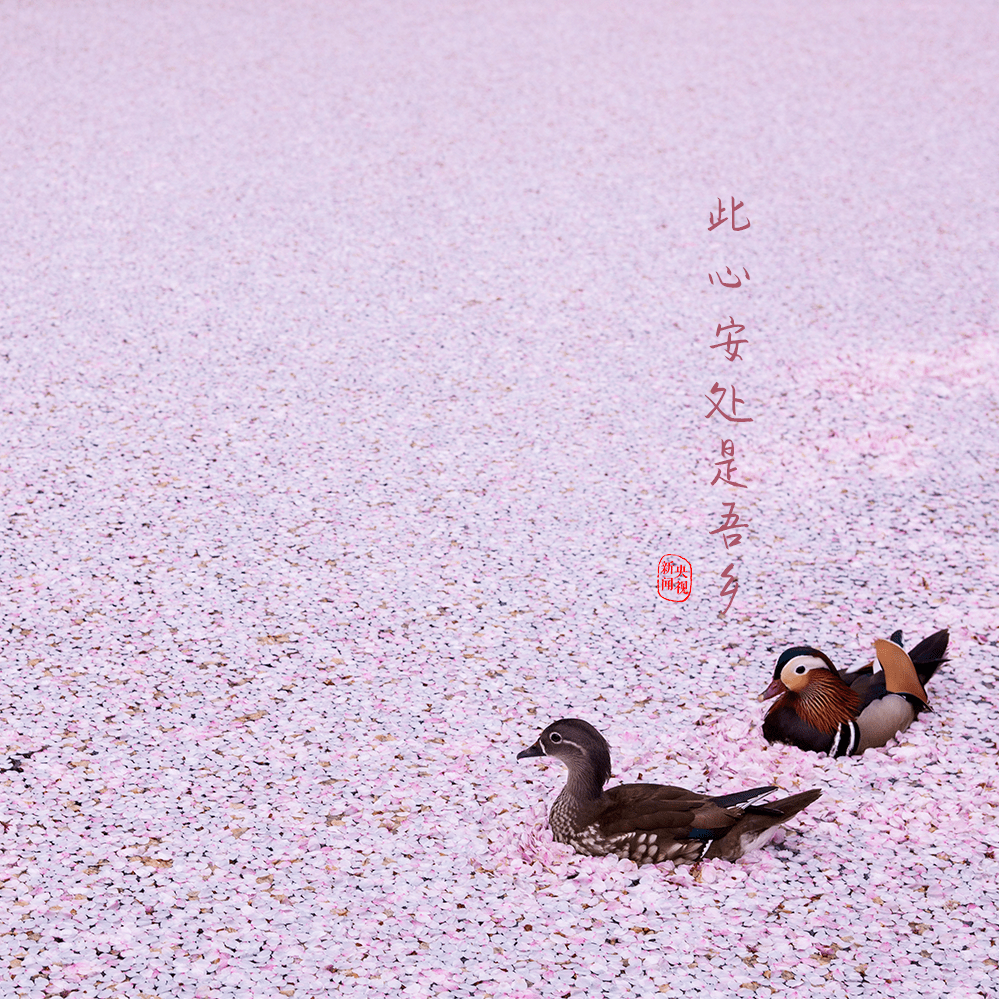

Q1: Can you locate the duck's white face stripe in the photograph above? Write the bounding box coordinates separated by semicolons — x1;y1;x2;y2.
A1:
780;655;832;692
550;736;588;755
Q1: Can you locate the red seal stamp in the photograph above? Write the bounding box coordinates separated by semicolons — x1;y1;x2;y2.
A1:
657;555;692;602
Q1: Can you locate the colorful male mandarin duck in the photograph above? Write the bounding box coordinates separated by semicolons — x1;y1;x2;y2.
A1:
517;718;821;865
759;629;949;756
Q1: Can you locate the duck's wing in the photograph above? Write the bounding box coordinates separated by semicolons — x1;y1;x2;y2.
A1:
842;629;949;691
710;785;779;808
593;783;718;837
874;638;929;704
846;669;890;711
567;784;721;865
596;783;785;838
839;660;875;686
574;784;821;865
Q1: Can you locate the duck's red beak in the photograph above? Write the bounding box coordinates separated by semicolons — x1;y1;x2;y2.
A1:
757;677;785;702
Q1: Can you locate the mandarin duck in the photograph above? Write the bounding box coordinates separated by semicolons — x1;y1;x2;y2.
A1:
759;628;949;756
517;718;821;865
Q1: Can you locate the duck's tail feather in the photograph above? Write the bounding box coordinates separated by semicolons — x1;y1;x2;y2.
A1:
749;789;822;820
908;629;949;686
703;789;822;861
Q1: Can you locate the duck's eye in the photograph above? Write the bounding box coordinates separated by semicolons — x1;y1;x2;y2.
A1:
795;665;806;674
549;732;562;744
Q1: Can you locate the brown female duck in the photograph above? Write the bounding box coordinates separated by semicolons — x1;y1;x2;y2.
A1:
518;719;821;864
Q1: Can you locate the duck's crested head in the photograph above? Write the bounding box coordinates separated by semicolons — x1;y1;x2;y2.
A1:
517;718;612;788
759;646;837;700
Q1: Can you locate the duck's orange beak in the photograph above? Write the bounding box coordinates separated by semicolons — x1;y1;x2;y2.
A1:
757;677;785;702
